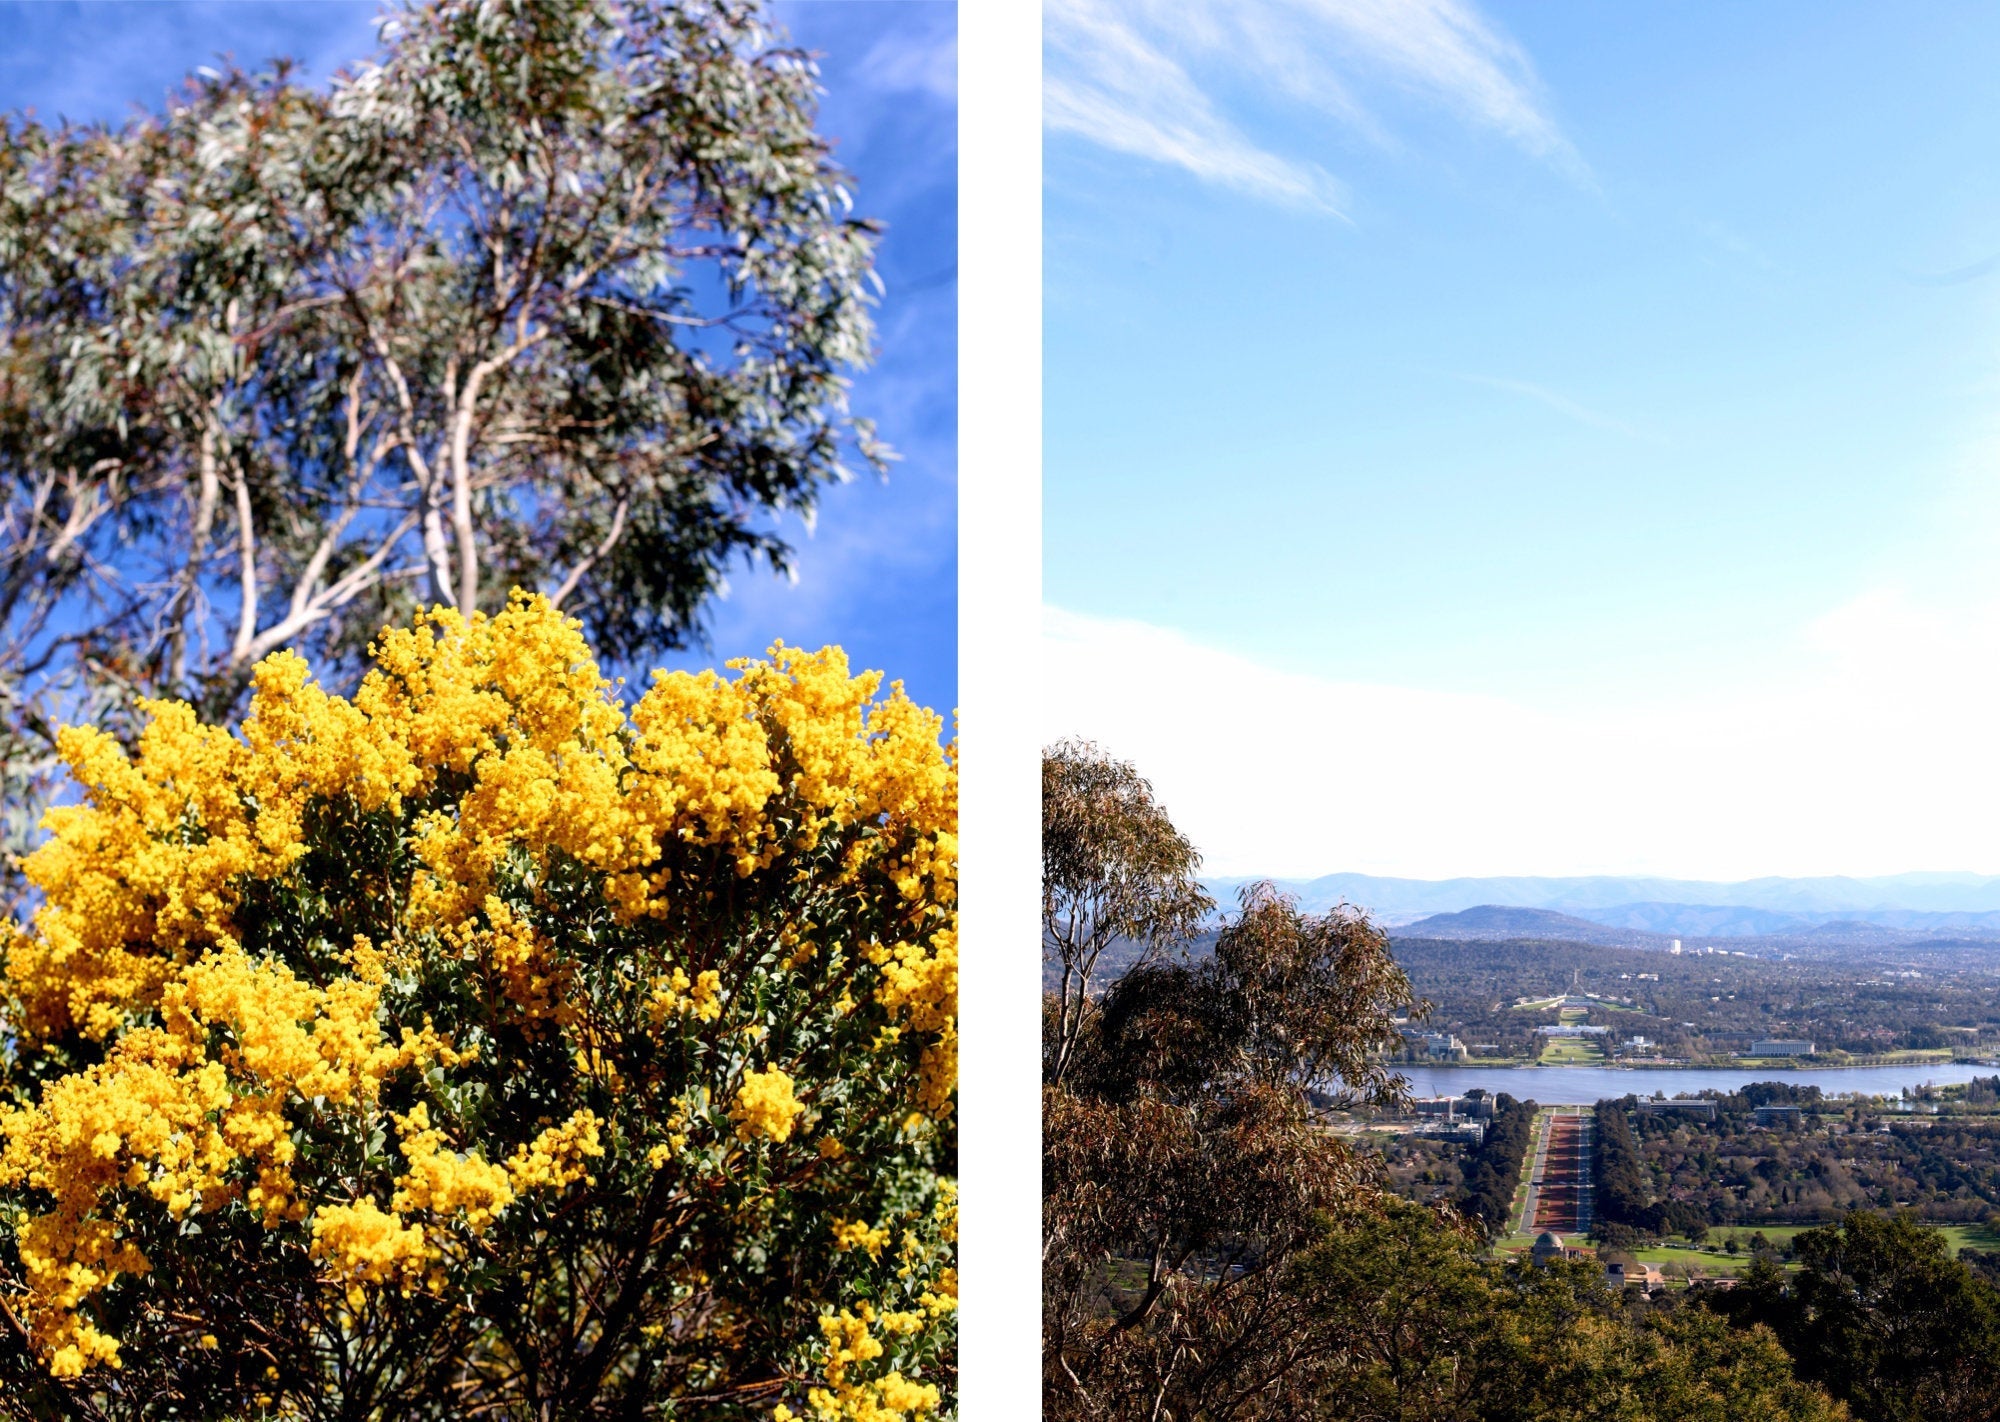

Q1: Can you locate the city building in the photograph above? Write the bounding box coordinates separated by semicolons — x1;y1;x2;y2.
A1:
1753;1105;1803;1127
1637;1099;1718;1121
1397;1028;1468;1062
1751;1039;1815;1057
1606;1261;1664;1292
1420;1121;1487;1146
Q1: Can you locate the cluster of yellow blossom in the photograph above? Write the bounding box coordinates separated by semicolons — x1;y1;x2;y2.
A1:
446;897;571;1025
730;1067;804;1143
773;1182;956;1421
15;1215;149;1376
831;1218;891;1259
167;946;435;1111
866;926;958;1116
313;1105;607;1317
4;977;611;1365
1;1026;231;1375
310;1198;433;1310
769;1304;942;1422
903;1183;957;1319
14;590;954;1052
0;592;956;1384
11;704;267;1041
0;938;482;1360
646;965;723;1025
390;1104;515;1229
381;1103;604;1233
645;1102;695;1168
504;1110;606;1191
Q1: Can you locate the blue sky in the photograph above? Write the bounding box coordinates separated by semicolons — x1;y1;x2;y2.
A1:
0;0;957;716
1044;0;2000;879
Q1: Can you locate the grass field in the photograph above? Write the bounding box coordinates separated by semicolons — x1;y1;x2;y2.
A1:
1499;1109;1550;1248
1624;1222;2000;1273
1932;1223;2000;1255
1628;1244;1751;1274
1534;1004;1612;1065
1539;1036;1606;1065
1723;1048;1959;1068
1514;998;1641;1017
1711;1225;1812;1250
1488;1217;2000;1272
1728;1058;1824;1069
1706;1222;2000;1255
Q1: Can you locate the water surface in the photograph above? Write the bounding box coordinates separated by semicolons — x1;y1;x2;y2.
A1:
1393;1061;1994;1106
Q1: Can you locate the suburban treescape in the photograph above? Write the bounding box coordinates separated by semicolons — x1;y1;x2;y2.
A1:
1042;740;2000;1422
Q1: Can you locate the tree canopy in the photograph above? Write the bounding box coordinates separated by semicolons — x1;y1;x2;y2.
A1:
1044;877;1415;1419
1038;750;1851;1421
1041;739;1210;1084
1289;1203;1845;1422
0;0;885;883
1712;1210;2000;1422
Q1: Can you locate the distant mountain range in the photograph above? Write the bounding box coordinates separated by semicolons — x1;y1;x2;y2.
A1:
1387;905;1669;948
1207;872;2000;943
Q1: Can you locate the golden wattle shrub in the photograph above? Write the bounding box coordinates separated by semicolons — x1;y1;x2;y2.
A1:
0;593;955;1420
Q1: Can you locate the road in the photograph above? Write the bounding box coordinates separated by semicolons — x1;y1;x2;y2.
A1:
1516;1108;1554;1236
1522;1106;1595;1238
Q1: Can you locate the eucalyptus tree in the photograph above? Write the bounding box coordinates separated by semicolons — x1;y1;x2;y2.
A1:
0;0;885;887
1044;876;1421;1421
1041;739;1212;1085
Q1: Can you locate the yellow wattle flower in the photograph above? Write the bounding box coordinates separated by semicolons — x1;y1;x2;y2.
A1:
0;590;956;1386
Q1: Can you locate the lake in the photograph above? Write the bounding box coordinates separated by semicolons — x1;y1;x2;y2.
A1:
1393;1061;1997;1106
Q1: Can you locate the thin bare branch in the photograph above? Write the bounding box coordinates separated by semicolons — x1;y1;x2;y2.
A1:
548;495;629;609
229;466;260;667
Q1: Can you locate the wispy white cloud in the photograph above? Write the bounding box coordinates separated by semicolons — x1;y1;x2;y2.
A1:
859;26;956;103
1043;595;2000;881
1044;0;1585;212
1901;252;2000;287
1044;0;1347;214
1455;373;1643;438
1289;0;1584;175
1689;216;1782;274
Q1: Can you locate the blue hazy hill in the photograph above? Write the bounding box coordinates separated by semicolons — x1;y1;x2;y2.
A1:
1210;872;2000;938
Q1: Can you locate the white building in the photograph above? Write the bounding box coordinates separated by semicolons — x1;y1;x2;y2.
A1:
1398;1028;1468;1062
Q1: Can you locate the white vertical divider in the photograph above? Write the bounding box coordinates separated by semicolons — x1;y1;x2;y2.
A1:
956;0;1042;1414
